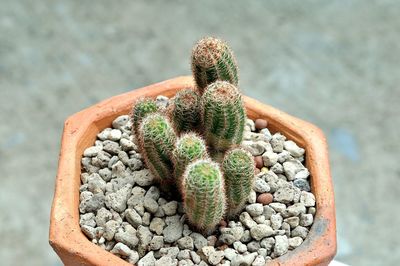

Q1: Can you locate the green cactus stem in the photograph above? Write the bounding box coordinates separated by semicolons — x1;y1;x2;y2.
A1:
138;113;176;183
191;37;238;94
169;89;201;133
222;148;255;216
202;81;246;151
131;98;158;139
182;159;226;232
172;133;208;183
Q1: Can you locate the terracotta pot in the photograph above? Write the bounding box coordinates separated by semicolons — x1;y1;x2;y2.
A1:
49;76;336;266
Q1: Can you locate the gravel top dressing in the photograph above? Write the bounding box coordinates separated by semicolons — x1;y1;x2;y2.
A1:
79;96;316;266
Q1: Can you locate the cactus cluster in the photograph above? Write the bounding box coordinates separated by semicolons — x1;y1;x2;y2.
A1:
130;37;254;232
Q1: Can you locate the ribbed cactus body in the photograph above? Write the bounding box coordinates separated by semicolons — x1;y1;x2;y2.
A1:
182;159;226;232
191;37;238;94
138;114;176;183
222;148;255;216
202;81;246;151
131;98;158;139
173;133;208;182
169;89;201;133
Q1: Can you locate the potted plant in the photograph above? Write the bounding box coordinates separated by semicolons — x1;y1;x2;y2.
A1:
49;37;336;265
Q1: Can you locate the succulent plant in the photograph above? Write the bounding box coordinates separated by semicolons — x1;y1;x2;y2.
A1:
131;98;158;139
182;159;226;232
169;89;202;133
138;113;176;183
172;133;208;183
191;37;238;94
202;81;246;151
222;148;255;216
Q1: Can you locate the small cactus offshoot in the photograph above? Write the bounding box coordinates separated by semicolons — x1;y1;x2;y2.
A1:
222;148;255;216
191;37;238;94
131;98;158;139
172;133;208;183
182;159;226;232
138;113;176;183
202;81;246;151
169;89;201;133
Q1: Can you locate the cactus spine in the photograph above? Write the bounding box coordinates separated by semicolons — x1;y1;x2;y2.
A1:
222;148;255;216
169;89;201;133
202;81;246;151
138;113;176;183
191;37;238;94
131;98;158;139
172;133;208;183
182;159;226;232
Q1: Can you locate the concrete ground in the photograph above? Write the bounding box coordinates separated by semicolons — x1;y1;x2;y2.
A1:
1;1;399;265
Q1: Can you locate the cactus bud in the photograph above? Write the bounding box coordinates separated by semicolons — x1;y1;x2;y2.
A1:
191;37;238;94
138;113;176;183
182;159;226;232
202;81;246;151
172;133;208;182
222;148;255;216
131;98;158;139
169;89;201;133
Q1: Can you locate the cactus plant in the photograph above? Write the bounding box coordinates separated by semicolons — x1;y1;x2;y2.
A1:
138;113;176;183
182;159;226;232
169;89;201;133
191;37;238;94
222;148;255;216
202;81;246;151
172;133;208;183
131;98;158;139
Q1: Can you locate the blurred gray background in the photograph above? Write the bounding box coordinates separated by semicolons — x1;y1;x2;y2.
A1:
1;1;399;265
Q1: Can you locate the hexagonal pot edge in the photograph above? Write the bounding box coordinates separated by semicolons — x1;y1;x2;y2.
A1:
49;76;336;266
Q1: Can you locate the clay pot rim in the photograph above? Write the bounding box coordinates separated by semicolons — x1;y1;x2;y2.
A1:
49;76;336;266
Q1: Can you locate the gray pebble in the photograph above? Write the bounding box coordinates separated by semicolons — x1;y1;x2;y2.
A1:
144;197;159;214
224;247;237;260
81;225;96;239
284;140;304;157
260;128;272;140
95;207;112;227
190;232;207;250
177;249;191;260
155;95;169;109
247;241;261;252
98;168;112;182
103;140;120;155
282;160;304;181
80;212;96;227
273;235;289;256
252;255;266;266
190;251;201;264
159;246;180;259
149;235;164;250
295;168;310;179
291;226;309;239
284;217;300;228
270;163;284;174
271;213;283;230
260;237;275;251
248;190;257;204
111;242;132;257
271;133;285;153
125;208;142;228
84;146;102;157
284;203;306;216
308;207;316;215
288;236;303;249
138;251;156;266
79;192;105;213
242;140;267;156
262;150;278;167
245;203;264;217
112;115;130;130
162;201;178;216
103;220;120;241
240;230;252;243
133;169;156;186
268;202;286;213
230;252;257;266
105;184;131;213
177;236;194;250
300;191;316;207
250;224;275;240
233;241;247;253
263;205;276;219
163;215;184;243
109;129;122;141
253;179;270;193
274;186;295;204
239;212;257;229
120;138;136;151
293;179;311;192
149;217;166;235
299;213;314;227
127;186;146;208
115;223;139;248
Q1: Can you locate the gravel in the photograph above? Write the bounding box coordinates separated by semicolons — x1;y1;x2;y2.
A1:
79;113;317;265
